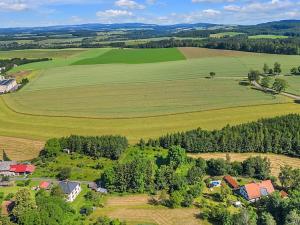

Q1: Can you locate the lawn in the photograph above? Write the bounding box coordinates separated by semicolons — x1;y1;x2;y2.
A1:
188;153;300;176
72;48;186;65
248;35;289;39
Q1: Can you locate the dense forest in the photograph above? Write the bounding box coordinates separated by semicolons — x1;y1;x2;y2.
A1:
146;114;300;157
43;135;128;160
131;37;300;55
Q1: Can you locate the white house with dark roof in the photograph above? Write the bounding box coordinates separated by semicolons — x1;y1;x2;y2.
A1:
0;79;18;94
0;161;16;176
58;181;81;202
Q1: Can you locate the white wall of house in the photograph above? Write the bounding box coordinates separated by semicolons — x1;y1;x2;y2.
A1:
0;80;18;94
66;184;81;202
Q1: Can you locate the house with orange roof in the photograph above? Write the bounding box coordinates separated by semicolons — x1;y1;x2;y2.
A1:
239;180;275;202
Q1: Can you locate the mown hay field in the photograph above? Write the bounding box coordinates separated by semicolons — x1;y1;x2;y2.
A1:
1;96;300;145
0;136;44;161
189;153;300;176
88;195;208;225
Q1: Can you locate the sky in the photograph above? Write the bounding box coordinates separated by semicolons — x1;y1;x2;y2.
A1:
0;0;300;28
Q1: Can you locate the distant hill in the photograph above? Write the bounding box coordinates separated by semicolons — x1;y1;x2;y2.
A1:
238;20;300;35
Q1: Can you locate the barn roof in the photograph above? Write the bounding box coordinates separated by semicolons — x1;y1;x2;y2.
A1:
10;164;35;173
224;175;239;189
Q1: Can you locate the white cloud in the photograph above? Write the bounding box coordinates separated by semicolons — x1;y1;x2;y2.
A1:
115;0;145;9
96;9;133;17
224;5;240;12
0;1;28;11
202;9;221;16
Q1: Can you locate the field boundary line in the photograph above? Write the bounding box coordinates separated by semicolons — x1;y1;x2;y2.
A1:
1;96;297;120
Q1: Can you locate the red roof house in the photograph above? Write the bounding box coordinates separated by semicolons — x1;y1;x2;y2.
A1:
223;175;239;189
10;164;35;174
39;181;50;189
240;180;275;202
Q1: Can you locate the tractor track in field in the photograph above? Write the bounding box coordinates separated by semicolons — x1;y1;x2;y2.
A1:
0;96;294;120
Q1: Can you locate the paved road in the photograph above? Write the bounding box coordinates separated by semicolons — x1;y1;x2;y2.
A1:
10;176;92;185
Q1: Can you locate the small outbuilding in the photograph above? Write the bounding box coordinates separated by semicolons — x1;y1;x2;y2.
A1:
223;175;240;190
39;181;51;190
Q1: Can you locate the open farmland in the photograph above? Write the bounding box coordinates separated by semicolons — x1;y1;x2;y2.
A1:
189;153;300;176
1;47;300;156
5;47;300;118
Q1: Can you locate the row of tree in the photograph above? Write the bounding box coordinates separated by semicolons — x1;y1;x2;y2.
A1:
145;114;300;156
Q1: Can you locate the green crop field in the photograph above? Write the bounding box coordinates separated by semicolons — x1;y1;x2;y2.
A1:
72;48;186;65
248;35;289;39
